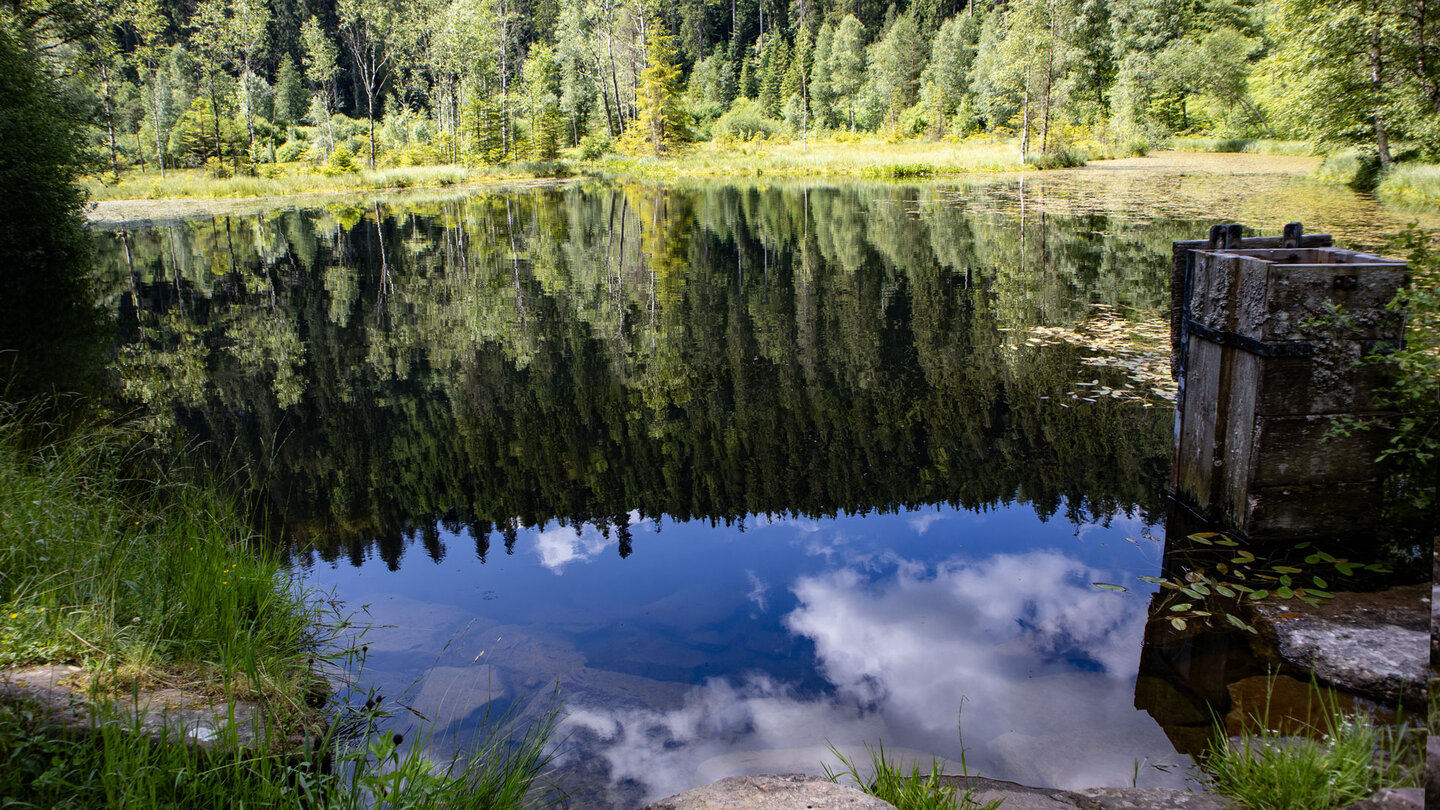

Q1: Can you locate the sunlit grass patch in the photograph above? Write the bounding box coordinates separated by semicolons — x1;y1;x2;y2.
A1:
85;163;512;201
1378;163;1440;206
591;137;1028;178
1170;137;1315;156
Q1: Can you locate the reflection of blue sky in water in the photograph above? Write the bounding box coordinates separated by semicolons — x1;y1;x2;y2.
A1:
300;504;1186;807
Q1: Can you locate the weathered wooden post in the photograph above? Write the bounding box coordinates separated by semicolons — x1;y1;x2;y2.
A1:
1171;223;1407;541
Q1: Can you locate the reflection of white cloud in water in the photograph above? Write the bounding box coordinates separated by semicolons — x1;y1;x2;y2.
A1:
906;511;948;535
744;570;769;612
566;551;1182;803
534;512;646;573
563;675;891;804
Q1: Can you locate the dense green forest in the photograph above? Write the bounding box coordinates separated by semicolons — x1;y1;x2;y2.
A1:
23;0;1440;173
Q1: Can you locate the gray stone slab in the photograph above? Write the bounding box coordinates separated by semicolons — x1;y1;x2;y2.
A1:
1067;787;1237;810
937;776;1079;810
1337;787;1424;810
1250;587;1430;706
0;664;267;749
640;774;897;810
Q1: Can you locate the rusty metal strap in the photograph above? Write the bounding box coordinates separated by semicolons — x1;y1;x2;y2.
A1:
1183;319;1315;358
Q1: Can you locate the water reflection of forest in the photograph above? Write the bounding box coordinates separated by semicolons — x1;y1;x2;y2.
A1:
97;182;1183;564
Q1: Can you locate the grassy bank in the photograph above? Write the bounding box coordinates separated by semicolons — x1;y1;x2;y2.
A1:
83;163;546;202
0;408;318;712
0;408;560;807
1168;137;1315;156
1311;149;1440;206
1378;163;1440;206
1203;693;1427;810
588;138;1029;178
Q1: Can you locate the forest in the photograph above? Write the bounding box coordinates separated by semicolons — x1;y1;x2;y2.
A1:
23;0;1440;176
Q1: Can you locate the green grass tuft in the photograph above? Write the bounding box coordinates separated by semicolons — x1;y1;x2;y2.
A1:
1203;694;1424;810
825;742;1001;810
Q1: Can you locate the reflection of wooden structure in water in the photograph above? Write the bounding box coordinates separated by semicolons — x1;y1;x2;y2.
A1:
1169;223;1407;541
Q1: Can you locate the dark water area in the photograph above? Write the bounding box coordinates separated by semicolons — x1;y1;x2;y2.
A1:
89;164;1428;806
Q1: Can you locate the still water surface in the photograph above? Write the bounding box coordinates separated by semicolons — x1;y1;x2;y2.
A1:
93;155;1431;806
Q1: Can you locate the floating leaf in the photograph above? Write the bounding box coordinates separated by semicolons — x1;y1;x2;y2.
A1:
1190;534;1215;545
1307;588;1334;599
1272;565;1303;574
1190;582;1211;596
1215;584;1236;598
1280;575;1293;587
1170;617;1187;630
1312;576;1328;589
1169;603;1194;612
1215;562;1230;574
1226;614;1257;633
1276;586;1295;599
1316;551;1336;563
1231;551;1256;564
1138;576;1167;585
1181;587;1205;600
1249;589;1270;600
1335;562;1358;576
1215;538;1239;547
1093;582;1128;592
1231;583;1254;593
1295;541;1312;549
1304;554;1323;565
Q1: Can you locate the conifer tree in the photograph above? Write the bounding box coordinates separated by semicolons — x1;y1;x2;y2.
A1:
757;34;789;118
635;6;691;154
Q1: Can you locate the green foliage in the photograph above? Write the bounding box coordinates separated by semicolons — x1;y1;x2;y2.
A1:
0;408;317;699
1205;703;1419;810
712;97;782;142
1377;164;1440;205
634;8;692;155
0;669;563;809
1369;226;1439;523
825;742;1001;810
0;18;106;400
1024;148;1087;169
578;133;613;160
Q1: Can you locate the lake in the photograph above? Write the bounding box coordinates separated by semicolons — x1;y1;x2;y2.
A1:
91;153;1432;807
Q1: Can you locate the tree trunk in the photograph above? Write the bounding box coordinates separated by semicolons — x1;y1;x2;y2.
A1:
151;77;166;178
210;72;224;165
241;64;257;162
1370;22;1394;169
101;62;119;176
1020;84;1030;156
1041;44;1053;153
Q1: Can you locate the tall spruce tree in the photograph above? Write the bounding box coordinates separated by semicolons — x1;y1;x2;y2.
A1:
636;4;691;153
